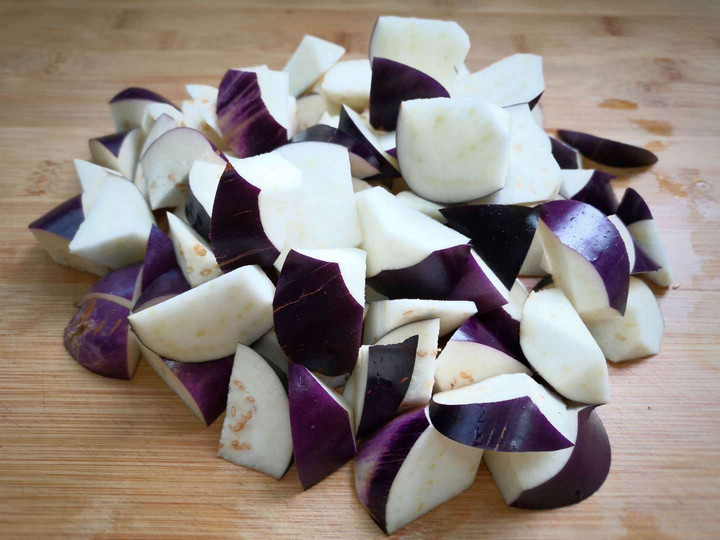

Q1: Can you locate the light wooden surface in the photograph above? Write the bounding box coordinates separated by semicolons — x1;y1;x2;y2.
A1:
1;0;719;538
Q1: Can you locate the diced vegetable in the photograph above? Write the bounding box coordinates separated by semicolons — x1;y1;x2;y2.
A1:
89;128;143;179
558;129;658;167
74;159;125;214
109;87;177;131
78;262;142;308
167;212;221;287
218;345;293;479
338;105;399;179
184;159;226;240
321;59;372;111
295;93;328;131
550;136;582;169
283;35;345;97
520;288;610;404
395;191;447;223
559;170;618;216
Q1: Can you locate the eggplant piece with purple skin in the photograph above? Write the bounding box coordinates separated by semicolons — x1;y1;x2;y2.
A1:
549;136;582;169
89;128;143;179
558;129;658;168
537;199;629;320
559;170;618;216
64;298;140;380
288;363;356;490
78;262;142;308
616;188;673;286
441;204;538;290
369;57;449;131
273;249;365;376
109;87;177;131
140;224;179;290
338;105;399;179
429;373;573;452
216;68;290;158
289;124;382;179
485;405;611;509
355;406;482;535
343;337;418;437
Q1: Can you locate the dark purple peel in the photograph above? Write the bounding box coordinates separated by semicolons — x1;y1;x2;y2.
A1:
527;91;543;110
428;396;574;452
216;70;288;157
141;225;178;290
338;106;399;179
273;251;363;376
531;276;555;292
90;130;132;158
289;363;357;490
571;171;619;216
289;124;382;178
387;147;397;159
355;408;429;534
185;183;212;241
550;137;581;169
210;164;280;271
368;244;508;315
109;87;176;107
28;195;84;240
632;241;661;273
357;336;418;437
369;57;450;131
558;130;658;168
539;200;629;315
512;406;611;509
452;315;515;357
616;188;654;225
475;309;528;367
80;262;142;304
64;299;138;380
134;268;190;312
441;205;538;290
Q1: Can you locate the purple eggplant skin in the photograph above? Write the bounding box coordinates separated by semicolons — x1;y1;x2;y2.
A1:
216;70;288;158
386;147;397;159
571;171;619;216
632;242;661;274
141;225;178;290
558;129;658;168
28;195;84;240
64;298;138;380
539;200;629;315
475;309;529;367
185;183;212;241
369;57;450;131
289;124;382;175
80;262;142;304
441;205;538;290
355;408;429;534
273;251;363;376
616;187;654;225
549;136;581;169
134;268;190;312
527;91;543;110
160;354;234;426
209;164;280;271
288;363;357;490
511;406;611;509
357;336;418;438
428;396;573;452
109;87;176;108
90;130;133;158
338;106;398;179
368;244;508;315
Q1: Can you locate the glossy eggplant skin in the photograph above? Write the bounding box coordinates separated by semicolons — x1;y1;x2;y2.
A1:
369;244;507;315
558;129;658;167
273;251;363;376
81;262;141;303
512;406;611;509
141;225;178;290
539;200;629;315
428;396;573;452
109;87;176;107
369;57;449;131
571;171;619;216
288;363;356;490
441;205;538;290
338;106;398;179
549;136;581;169
210;164;280;271
28;195;84;240
616;187;654;224
356;336;418;437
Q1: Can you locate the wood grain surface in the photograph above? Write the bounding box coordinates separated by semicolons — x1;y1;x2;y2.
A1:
1;0;719;538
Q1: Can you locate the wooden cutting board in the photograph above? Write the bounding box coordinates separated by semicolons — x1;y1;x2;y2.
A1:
1;1;719;537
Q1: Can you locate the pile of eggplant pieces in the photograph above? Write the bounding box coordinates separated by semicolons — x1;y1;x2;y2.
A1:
29;15;672;536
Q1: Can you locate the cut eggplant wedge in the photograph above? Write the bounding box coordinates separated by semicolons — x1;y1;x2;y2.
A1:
109;87;176;131
586;277;664;362
396;96;511;204
558;129;658;168
218;345;293;479
363;299;477;344
321;59;372;112
375;319;440;411
74;159;125;215
550;136;582;169
559;169;618;216
128;265;274;362
355;407;482;535
430;373;574;451
89;128;143;180
289;363;356;490
273;248;365;376
395;191;447;223
167;212;221;287
283;35;345;97
537;200;630;320
616;188;673;286
485;405;611;509
184;159;226;240
78;262;142;308
338;105;399;179
520;288;610;405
